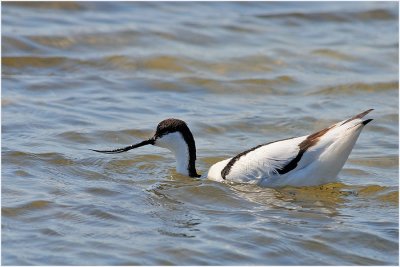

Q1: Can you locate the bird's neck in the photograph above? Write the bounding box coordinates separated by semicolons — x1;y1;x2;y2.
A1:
173;142;197;177
156;132;199;177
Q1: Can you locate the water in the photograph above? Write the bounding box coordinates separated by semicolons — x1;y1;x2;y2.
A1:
2;2;399;265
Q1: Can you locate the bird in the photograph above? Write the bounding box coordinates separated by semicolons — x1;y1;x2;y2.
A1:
91;109;373;187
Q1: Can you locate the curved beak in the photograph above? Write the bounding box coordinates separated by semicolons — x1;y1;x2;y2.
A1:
91;138;155;154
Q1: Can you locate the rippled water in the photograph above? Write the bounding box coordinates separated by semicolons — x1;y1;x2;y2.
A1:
2;2;399;265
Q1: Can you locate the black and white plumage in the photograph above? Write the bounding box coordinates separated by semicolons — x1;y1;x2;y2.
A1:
92;109;373;187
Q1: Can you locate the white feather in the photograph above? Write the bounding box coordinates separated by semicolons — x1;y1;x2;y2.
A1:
155;132;189;176
207;111;372;187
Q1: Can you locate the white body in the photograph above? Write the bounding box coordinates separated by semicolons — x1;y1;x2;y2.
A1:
207;117;368;187
97;111;372;188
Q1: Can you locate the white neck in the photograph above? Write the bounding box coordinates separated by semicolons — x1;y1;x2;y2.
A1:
154;132;190;176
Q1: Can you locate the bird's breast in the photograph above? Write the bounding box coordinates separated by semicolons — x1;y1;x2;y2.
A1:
206;159;230;182
207;157;267;184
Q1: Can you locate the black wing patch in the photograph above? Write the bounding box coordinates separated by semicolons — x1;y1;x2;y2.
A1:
221;124;334;180
221;137;296;180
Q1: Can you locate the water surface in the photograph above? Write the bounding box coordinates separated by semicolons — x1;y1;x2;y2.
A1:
2;2;399;265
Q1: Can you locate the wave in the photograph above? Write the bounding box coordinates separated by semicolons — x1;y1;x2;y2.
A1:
231;182;399;207
256;9;397;23
307;81;398;95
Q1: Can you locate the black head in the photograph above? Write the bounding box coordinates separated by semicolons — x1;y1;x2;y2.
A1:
153;118;200;177
91;118;200;178
154;118;191;138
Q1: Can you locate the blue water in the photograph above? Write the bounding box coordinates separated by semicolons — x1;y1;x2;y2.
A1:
2;2;398;265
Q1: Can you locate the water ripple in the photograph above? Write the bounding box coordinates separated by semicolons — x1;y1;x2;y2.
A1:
2;2;398;265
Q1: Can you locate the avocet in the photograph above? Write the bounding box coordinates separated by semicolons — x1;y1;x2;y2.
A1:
92;109;373;187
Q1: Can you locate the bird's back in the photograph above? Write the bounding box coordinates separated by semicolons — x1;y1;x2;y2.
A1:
207;110;373;187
